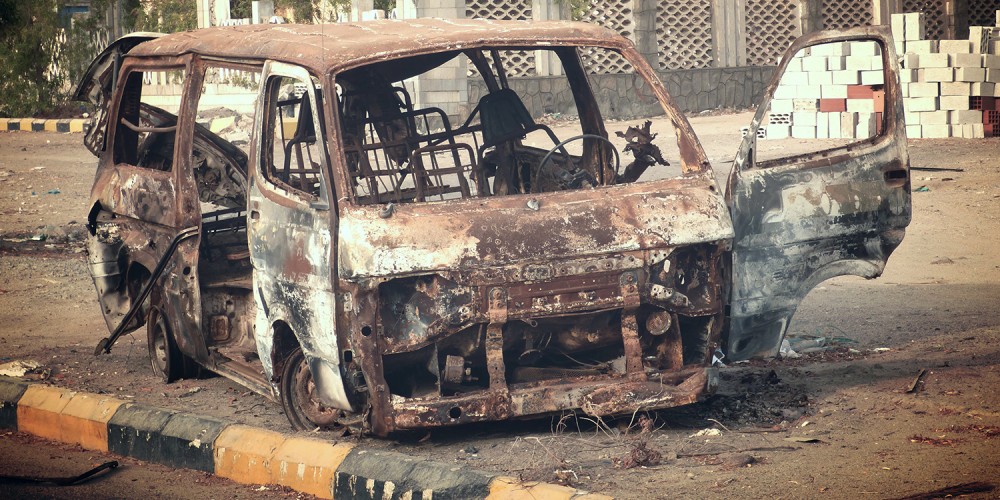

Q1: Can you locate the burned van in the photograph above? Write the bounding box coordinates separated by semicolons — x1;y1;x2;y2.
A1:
76;20;911;435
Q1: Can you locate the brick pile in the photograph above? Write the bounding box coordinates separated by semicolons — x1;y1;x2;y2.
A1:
764;40;886;140
893;11;1000;138
762;10;1000;140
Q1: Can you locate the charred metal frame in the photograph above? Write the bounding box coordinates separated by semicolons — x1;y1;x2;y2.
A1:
80;21;910;436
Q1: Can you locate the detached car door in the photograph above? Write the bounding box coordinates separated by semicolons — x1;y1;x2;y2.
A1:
725;26;911;361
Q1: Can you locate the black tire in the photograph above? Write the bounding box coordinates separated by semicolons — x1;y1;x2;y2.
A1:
279;347;358;432
146;306;198;383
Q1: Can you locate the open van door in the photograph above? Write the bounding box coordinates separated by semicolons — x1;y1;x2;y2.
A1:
73;32;162;156
725;26;912;361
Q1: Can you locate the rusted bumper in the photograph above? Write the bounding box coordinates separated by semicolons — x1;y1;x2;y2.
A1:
391;366;717;430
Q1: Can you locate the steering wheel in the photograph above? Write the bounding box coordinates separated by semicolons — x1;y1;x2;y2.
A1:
533;134;620;193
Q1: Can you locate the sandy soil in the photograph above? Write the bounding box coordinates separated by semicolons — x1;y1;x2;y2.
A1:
2;112;1000;498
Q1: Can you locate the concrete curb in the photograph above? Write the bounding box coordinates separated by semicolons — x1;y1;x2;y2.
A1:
0;118;88;133
0;377;610;499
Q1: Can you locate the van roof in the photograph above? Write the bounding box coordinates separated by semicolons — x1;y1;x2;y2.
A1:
128;19;626;72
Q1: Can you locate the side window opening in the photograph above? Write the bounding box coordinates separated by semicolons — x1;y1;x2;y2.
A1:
757;40;887;164
113;68;187;171
193;64;261;276
337;46;687;206
263;75;326;198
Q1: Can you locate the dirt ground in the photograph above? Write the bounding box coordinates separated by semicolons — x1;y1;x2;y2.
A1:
2;112;1000;499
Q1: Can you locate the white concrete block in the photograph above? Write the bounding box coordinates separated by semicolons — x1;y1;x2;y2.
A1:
861;70;884;85
822;84;848;99
906;124;922;138
907;97;939;111
918;111;949;125
950;109;983;123
770;99;795;113
802;56;828;72
970;27;991;53
951;53;983;67
782;72;810;86
940;40;973;53
765;124;791;139
891;14;905;41
971;123;985;138
908;82;940;97
774;85;797;100
832;71;862;85
847;99;875;113
940;95;970;110
856;112;876;138
916;53;949;68
793;111;818;126
872;56;884;71
797;85;823;99
791;125;817;139
841;112;857;139
828;112;842;139
845;56;873;71
793;98;819;111
923;124;951;138
904;110;920;124
922;68;955;82
901;53;920;69
987;68;1000;83
972;82;996;95
940;82;972;96
809;71;834;86
811;43;850;56
902;84;910;97
785;58;802;73
907;40;939;54
827;56;846;71
983;55;1000;68
900;69;919;83
904;12;925;41
850;41;879;57
816;112;830;138
955;67;986;82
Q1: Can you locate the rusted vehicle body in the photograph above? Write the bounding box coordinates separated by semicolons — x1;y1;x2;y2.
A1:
77;20;910;435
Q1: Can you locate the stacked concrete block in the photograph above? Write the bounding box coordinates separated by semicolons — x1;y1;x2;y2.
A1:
890;11;1000;138
764;41;885;140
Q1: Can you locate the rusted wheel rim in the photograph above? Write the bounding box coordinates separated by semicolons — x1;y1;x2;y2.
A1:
150;315;169;375
290;357;341;427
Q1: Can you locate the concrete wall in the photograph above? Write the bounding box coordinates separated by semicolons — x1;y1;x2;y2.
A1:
468;66;776;119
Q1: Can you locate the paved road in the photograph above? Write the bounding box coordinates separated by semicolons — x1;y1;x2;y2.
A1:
0;431;302;499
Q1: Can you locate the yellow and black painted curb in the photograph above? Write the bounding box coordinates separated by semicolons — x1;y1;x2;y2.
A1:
0;118;89;133
0;377;610;499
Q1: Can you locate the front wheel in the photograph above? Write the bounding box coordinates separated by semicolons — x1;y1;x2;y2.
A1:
146;306;198;383
279;347;360;433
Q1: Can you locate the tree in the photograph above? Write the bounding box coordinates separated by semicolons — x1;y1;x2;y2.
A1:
132;0;197;33
0;0;67;117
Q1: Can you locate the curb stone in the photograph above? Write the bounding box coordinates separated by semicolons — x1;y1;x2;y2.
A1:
0;377;611;499
0;118;88;133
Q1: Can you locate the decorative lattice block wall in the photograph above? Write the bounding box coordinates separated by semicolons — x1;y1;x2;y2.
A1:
656;0;714;70
902;0;951;39
745;0;801;66
969;0;1000;27
822;0;874;29
465;0;535;77
579;0;635;74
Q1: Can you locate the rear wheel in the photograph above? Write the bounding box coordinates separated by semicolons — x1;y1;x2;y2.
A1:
146;306;198;382
279;347;360;433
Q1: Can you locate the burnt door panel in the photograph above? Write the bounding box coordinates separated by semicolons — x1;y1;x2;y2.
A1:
248;62;352;410
725;27;911;361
